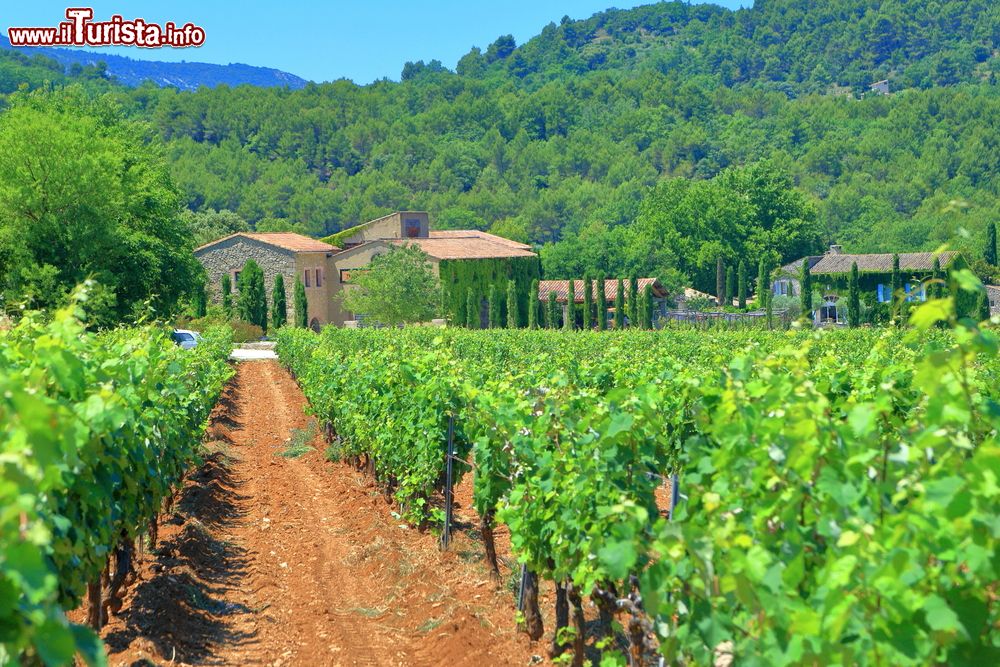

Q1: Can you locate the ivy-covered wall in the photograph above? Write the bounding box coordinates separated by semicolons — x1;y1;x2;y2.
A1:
439;256;540;327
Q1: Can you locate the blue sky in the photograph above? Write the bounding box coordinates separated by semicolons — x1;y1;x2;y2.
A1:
3;1;748;83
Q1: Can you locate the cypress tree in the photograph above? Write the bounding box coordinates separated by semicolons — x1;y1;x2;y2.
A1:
800;259;813;324
766;289;774;329
221;274;233;318
737;261;747;309
565;280;576;330
931;257;943;300
488;284;501;328
641;283;653;329
596;275;608;330
891;254;902;323
506;280;519;328
986;221;998;267
238;259;267;333
192;279;207;318
528;280;539;329
977;288;991;323
757;258;771;309
582;277;593;330
466;289;479;329
614;278;625;329
725;269;736;309
848;262;861;328
546;291;559;329
294;277;308;328
627;276;639;326
271;274;287;329
716;257;725;306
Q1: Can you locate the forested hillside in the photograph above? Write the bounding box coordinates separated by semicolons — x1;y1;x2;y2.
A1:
3;0;1000;293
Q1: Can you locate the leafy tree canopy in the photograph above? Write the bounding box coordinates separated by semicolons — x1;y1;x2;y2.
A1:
0;86;198;326
340;245;440;326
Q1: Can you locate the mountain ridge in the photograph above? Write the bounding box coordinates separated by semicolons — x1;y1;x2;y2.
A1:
0;35;308;90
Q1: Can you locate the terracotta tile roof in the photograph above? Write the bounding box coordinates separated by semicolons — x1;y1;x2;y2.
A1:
779;251;959;276
680;287;714;301
428;230;532;250
195;232;338;254
388;236;537;260
538;278;666;303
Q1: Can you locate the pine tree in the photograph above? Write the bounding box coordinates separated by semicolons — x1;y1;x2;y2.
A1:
466;288;479;329
294;277;308;328
221;274;233;318
800;259;813;324
528;279;539;329
614;278;625;329
271;274;287;329
986;221;997;267
582;277;593;330
891;254;902;323
488;284;501;329
848;262;861;328
506;280;519;328
565;280;576;330
238;259;267;333
716;257;725;307
737;261;747;309
641;283;653;329
596;275;608;330
546;291;559;329
725;269;735;309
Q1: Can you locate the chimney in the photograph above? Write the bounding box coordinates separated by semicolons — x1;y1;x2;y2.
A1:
828;244;843;255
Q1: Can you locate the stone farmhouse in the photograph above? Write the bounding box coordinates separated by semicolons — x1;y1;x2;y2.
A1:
195;211;538;329
771;245;963;325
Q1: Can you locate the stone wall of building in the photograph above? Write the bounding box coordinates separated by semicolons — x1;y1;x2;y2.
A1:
339;211;430;247
293;253;335;328
196;237;296;324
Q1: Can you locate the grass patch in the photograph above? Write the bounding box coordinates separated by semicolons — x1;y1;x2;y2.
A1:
418;617;445;633
502;556;521;598
350;606;386;618
279;420;318;458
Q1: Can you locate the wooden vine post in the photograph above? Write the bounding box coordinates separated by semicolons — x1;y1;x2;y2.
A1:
440;415;456;550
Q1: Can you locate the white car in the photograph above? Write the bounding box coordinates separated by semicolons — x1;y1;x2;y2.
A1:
171;329;202;350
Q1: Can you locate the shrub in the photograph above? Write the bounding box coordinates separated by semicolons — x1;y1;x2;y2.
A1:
229;320;264;343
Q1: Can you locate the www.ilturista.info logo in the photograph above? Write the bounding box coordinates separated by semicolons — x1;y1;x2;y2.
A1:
7;8;206;48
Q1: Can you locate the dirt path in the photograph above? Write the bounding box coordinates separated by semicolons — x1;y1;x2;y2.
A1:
98;360;541;666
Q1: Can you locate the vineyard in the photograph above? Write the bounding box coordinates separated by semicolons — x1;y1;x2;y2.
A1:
0;292;233;665
277;291;1000;665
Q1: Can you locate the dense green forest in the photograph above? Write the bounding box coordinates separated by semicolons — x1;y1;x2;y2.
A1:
2;0;1000;304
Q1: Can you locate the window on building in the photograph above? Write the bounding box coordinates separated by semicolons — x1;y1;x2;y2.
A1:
315;268;322;288
404;218;421;238
773;280;791;296
877;284;890;303
304;270;311;288
904;282;927;302
818;303;839;322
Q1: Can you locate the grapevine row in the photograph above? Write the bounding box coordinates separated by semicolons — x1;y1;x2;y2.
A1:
0;297;234;666
277;293;998;665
